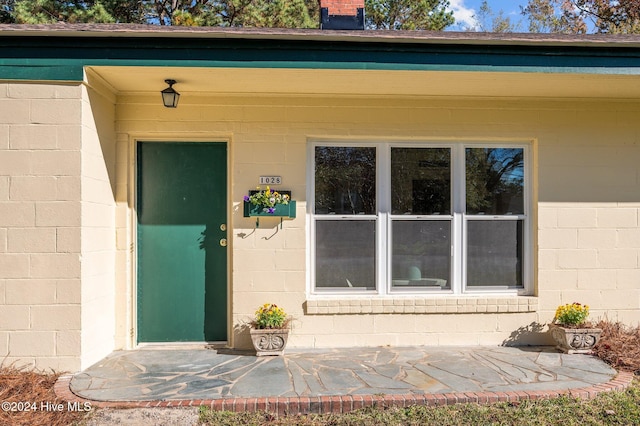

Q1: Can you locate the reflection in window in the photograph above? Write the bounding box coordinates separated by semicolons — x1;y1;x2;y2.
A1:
391;148;451;215
315;147;376;215
311;143;528;294
466;148;524;215
467;220;523;287
315;220;376;290
392;220;451;289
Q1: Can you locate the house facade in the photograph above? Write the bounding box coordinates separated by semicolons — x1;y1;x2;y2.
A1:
1;24;640;372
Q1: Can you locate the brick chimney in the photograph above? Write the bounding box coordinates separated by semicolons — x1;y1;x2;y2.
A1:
320;0;365;30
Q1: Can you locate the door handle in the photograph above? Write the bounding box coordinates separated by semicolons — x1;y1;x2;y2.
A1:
219;238;227;247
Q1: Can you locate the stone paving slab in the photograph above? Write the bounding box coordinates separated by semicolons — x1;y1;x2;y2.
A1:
69;346;618;402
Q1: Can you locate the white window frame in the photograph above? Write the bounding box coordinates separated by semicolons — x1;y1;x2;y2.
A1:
307;140;532;297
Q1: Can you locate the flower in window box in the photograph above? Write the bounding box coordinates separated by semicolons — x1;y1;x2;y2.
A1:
244;186;290;214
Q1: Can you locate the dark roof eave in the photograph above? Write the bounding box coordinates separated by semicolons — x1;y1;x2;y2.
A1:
3;23;640;49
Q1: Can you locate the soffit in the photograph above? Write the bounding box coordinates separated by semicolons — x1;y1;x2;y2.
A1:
88;66;640;100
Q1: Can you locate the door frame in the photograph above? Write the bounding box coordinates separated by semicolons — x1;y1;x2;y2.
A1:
129;137;232;348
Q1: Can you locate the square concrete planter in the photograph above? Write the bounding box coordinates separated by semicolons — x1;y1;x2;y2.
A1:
549;323;602;354
250;328;290;356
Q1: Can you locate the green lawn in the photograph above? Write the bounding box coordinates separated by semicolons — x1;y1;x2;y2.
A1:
200;378;640;425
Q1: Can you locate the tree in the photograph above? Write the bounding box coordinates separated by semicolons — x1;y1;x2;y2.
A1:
12;0;119;24
472;0;519;32
8;0;317;27
146;0;316;27
365;0;454;30
522;0;640;34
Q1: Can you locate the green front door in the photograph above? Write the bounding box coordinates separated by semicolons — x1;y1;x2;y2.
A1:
137;142;227;342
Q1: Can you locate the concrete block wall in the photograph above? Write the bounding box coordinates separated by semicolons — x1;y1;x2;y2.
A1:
79;82;117;369
115;91;640;350
3;75;638;369
0;82;83;372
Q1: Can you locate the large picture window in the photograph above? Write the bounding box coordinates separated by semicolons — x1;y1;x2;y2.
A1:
310;143;530;295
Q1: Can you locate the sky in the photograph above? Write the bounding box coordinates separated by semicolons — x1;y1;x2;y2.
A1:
448;0;529;31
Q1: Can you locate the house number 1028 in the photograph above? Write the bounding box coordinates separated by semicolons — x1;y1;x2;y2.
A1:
259;176;282;185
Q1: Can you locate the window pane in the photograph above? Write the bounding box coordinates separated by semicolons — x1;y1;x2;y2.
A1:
466;220;523;287
392;220;450;289
315;146;376;215
315;220;376;289
466;148;524;215
391;148;450;215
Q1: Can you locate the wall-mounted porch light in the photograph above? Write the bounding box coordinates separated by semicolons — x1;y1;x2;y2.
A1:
161;79;180;108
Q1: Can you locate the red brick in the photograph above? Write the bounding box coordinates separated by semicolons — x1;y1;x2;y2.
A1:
267;397;279;413
341;395;353;412
256;397;268;412
352;394;364;410
330;396;342;412
361;395;375;409
404;393;419;406
391;394;406;407
288;398;300;415
298;396;310;414
309;397;321;413
320;396;331;413
320;0;363;15
276;398;289;416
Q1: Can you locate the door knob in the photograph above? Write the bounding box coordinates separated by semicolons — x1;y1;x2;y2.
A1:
219;238;227;247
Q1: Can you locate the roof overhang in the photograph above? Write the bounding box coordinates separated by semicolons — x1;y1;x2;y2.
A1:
2;24;640;100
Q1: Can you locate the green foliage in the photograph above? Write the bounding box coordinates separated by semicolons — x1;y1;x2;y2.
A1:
12;0;116;24
245;187;290;214
365;0;454;30
252;303;287;329
230;0;316;28
554;302;590;326
7;0;318;28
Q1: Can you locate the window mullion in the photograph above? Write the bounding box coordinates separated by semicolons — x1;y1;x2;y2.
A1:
379;144;390;296
452;145;465;294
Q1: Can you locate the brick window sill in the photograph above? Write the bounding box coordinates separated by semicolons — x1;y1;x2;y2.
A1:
305;296;538;315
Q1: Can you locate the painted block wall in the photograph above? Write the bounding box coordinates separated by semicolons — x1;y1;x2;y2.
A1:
0;82;83;372
80;81;117;370
0;81;118;372
4;76;638;370
115;91;640;351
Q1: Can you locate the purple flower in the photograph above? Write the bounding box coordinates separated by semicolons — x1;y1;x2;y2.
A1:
268;207;275;213
243;195;250;202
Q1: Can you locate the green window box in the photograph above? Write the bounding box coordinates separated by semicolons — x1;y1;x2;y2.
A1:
243;200;296;218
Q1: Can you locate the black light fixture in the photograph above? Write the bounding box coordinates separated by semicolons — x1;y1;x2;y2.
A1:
161;79;180;108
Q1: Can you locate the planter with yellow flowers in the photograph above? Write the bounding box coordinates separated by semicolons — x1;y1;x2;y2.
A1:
549;302;602;354
249;303;291;356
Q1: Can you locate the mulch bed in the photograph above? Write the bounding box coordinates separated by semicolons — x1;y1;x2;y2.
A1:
593;320;640;375
0;365;88;426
